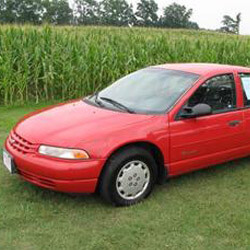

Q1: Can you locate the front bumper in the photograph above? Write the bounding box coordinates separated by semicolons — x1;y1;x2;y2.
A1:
5;139;106;193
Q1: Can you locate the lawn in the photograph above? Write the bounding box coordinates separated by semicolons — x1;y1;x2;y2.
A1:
0;103;250;249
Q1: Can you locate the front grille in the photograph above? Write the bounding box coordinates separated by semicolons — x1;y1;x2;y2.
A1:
19;170;56;188
8;131;37;154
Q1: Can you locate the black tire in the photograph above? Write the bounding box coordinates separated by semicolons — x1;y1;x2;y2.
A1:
99;146;158;206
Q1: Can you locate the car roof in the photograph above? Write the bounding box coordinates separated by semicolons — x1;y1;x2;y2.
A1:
155;63;250;75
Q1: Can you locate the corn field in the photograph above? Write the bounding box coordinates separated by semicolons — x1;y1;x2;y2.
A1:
0;25;250;106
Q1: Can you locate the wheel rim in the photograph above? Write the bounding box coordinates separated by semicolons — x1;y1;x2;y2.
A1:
116;160;150;200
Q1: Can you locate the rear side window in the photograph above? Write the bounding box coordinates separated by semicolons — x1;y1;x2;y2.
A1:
239;73;250;107
188;74;236;113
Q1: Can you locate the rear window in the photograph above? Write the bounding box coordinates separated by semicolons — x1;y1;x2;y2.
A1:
239;73;250;107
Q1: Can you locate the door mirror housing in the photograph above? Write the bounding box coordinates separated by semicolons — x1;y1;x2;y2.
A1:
180;103;212;119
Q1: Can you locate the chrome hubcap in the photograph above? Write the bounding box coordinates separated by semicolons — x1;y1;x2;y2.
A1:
116;160;150;200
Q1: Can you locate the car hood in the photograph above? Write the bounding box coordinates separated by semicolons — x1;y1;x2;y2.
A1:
15;100;154;147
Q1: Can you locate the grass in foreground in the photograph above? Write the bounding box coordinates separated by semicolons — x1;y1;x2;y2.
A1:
0;103;250;249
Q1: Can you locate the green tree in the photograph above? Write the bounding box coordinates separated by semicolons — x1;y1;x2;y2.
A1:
99;0;135;26
16;0;43;24
74;0;99;25
220;13;241;34
187;21;199;30
0;0;43;24
0;0;17;23
42;0;73;25
162;2;195;28
135;0;158;26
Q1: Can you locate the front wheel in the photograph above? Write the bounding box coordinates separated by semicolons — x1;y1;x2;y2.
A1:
99;146;157;206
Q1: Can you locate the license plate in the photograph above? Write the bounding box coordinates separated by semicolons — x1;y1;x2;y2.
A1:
2;149;15;174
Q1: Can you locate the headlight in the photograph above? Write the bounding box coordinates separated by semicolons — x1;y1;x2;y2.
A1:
38;145;90;160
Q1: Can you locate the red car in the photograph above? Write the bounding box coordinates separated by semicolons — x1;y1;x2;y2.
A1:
3;63;250;206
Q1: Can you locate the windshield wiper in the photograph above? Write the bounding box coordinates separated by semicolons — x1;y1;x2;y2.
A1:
89;91;104;107
100;97;135;114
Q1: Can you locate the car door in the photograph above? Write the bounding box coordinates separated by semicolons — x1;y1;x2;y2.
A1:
168;73;247;176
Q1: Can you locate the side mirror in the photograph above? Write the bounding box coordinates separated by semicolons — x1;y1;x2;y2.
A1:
180;103;212;119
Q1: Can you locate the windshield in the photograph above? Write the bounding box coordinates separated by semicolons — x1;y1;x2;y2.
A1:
90;68;200;114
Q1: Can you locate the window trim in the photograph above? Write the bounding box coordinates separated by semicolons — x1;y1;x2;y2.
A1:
175;73;238;121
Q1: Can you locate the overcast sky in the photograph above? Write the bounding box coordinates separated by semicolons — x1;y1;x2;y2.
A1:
127;0;250;35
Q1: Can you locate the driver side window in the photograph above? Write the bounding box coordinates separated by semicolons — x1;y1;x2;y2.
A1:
187;74;236;113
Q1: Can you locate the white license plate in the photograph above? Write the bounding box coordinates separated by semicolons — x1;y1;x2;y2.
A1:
2;150;14;174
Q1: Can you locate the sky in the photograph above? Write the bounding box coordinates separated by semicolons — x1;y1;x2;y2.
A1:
127;0;250;35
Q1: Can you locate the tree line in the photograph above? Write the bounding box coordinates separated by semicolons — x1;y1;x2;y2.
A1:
0;0;241;34
0;0;198;29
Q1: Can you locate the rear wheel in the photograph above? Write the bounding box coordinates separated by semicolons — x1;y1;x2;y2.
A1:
99;146;157;206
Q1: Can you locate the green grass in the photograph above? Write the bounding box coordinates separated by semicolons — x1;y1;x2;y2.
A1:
0;25;250;106
0;103;250;249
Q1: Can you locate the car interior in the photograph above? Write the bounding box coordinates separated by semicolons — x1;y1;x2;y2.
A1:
187;74;236;113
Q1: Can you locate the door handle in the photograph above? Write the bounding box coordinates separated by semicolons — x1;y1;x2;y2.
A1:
228;120;242;127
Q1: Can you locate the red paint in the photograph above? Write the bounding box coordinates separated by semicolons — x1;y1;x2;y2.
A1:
4;63;250;193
